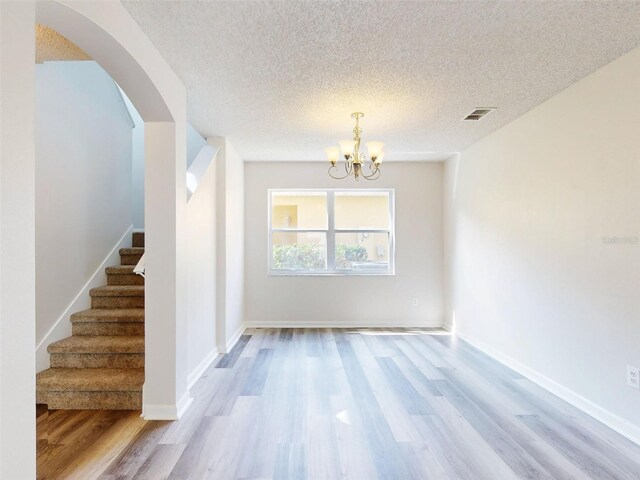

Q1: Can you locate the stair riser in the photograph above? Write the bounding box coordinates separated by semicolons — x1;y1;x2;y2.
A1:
50;353;144;369
132;232;145;248
38;391;141;410
107;274;144;286
92;297;144;309
72;323;144;336
120;254;143;266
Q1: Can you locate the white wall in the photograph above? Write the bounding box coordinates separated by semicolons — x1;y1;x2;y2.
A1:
120;86;145;230
245;161;444;327
186;153;217;384
445;46;640;441
120;88;206;230
35;61;133;350
225;142;245;344
211;137;245;350
0;3;36;477
187;124;206;168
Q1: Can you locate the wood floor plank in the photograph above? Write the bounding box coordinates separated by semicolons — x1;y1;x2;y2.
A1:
167;416;227;479
133;443;186;480
334;336;414;479
216;334;252;368
347;333;424;443
161;367;229;444
304;328;321;358
55;413;146;480
38;411;125;479
375;357;434;415
206;357;254;416
204;396;259;479
233;396;279;479
273;443;307;480
329;394;378;480
518;414;640;480
37;329;640;480
105;420;171;476
433;378;556;480
241;348;275;396
514;377;640;451
304;413;341;480
241;328;267;358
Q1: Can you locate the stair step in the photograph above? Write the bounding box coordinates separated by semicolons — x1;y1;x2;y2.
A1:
48;335;144;354
106;265;144;286
90;285;144;308
90;285;144;297
120;247;144;266
50;352;144;368
70;309;144;335
132;231;145;248
71;308;145;323
72;322;144;336
36;368;143;410
48;335;144;368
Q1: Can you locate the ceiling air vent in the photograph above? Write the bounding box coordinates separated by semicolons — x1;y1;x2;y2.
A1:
463;107;496;121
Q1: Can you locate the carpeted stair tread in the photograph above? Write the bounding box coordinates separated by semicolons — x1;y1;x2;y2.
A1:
90;285;144;297
48;335;144;353
37;368;144;392
106;264;145;285
105;265;136;274
71;308;144;323
119;247;144;255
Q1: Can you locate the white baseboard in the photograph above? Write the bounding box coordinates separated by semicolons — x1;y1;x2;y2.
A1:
218;323;245;353
187;348;219;391
176;391;194;418
226;323;245;351
35;225;134;373
143;391;193;421
458;332;640;447
245;321;445;329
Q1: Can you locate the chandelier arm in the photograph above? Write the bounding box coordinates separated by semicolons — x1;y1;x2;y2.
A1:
362;164;381;180
328;165;350;180
362;170;380;180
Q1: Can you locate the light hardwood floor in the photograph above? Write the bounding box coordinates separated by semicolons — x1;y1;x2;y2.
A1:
37;328;640;479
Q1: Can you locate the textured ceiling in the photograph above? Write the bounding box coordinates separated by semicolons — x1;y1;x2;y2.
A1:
122;1;640;161
36;24;91;63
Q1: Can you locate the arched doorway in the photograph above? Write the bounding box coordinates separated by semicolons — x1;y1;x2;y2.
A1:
0;1;190;476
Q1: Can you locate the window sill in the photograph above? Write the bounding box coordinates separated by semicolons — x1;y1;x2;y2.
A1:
268;270;395;277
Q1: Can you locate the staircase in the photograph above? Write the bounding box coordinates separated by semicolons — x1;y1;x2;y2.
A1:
36;232;145;410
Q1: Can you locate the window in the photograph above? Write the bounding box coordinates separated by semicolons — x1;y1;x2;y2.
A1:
269;189;394;275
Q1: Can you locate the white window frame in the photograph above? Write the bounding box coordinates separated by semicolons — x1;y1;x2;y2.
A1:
268;188;395;276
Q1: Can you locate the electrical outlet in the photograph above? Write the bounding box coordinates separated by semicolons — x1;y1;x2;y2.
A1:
627;366;640;390
412;297;418;307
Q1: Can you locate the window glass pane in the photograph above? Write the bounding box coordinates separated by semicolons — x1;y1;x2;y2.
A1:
272;232;327;270
271;192;327;229
335;191;389;230
335;232;389;270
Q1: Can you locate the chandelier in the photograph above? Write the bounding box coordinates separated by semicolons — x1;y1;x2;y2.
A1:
324;112;384;181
